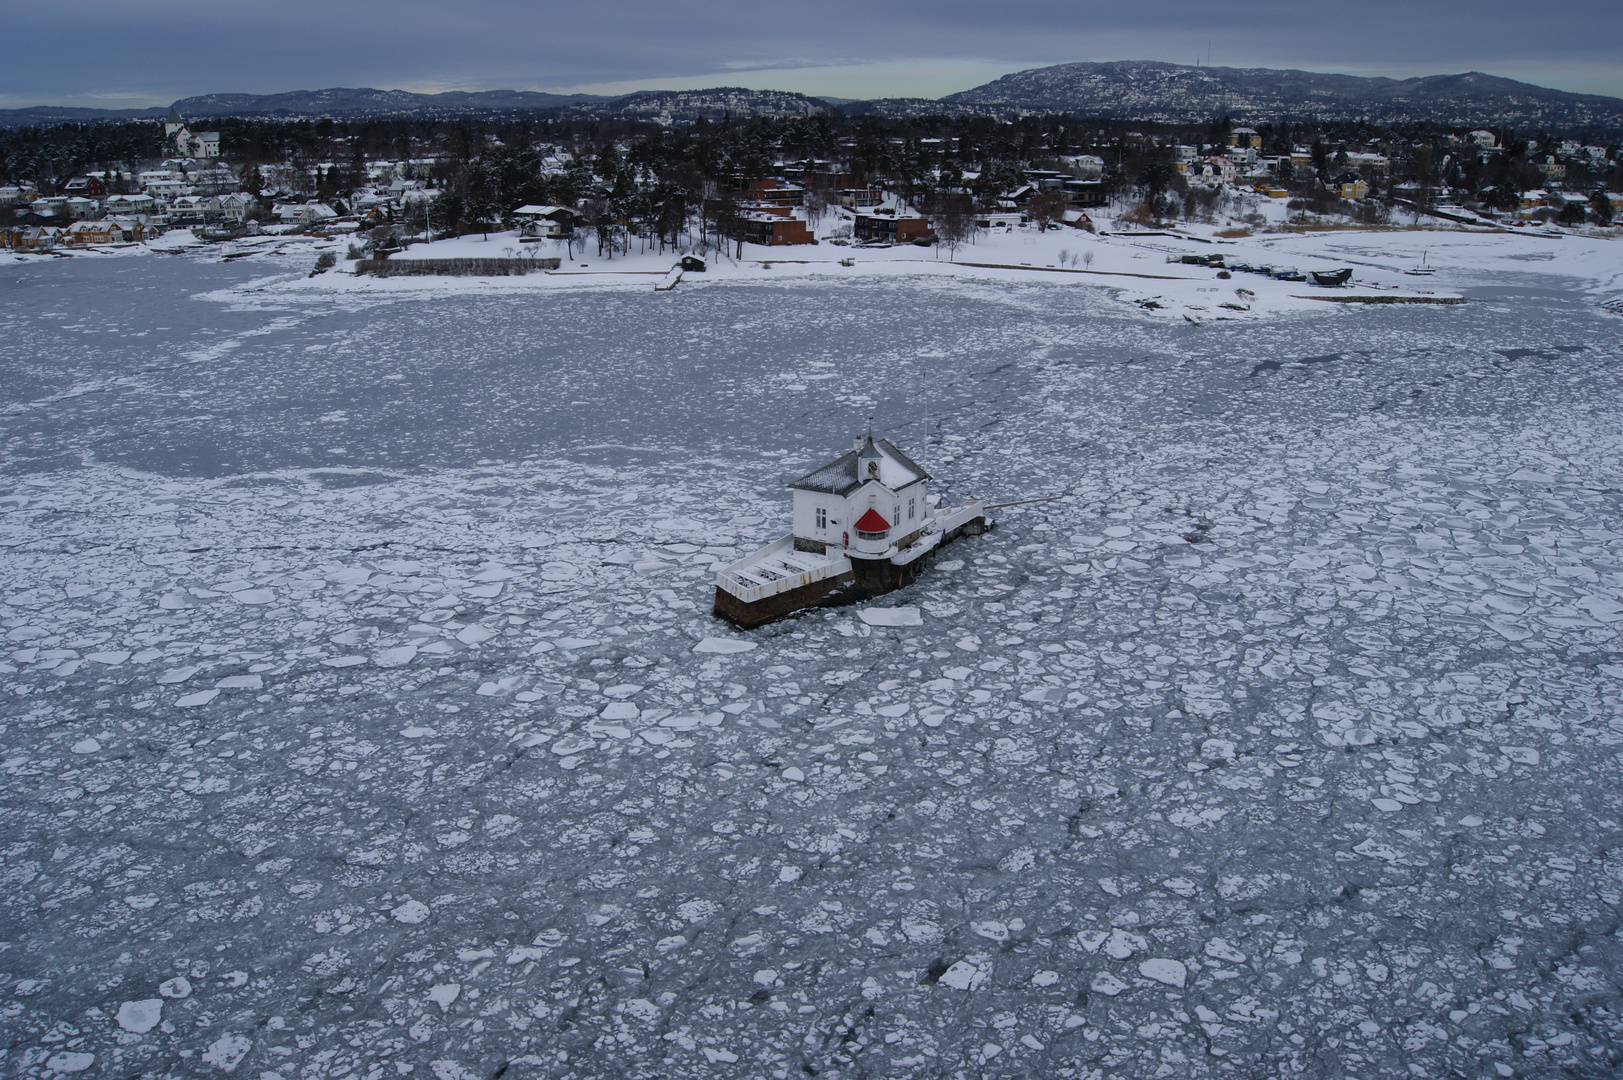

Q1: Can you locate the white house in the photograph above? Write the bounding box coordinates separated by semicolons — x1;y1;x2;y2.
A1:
273;202;337;225
188;132;222;159
104;193;156;215
170;195;211;219
787;435;931;560
512;204;574;238
212;192;253;222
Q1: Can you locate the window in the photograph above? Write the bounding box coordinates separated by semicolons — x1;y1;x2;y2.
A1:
893;504;901;526
908;498;916;520
815;507;826;530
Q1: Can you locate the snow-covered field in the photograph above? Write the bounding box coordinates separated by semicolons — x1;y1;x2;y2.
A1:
3;234;1623;1078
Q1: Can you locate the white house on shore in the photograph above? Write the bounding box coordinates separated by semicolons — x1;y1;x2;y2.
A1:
787;435;932;560
512;204;574;238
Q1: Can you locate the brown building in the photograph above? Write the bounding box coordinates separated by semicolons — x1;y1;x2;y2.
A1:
734;177;806;207
740;210;816;246
853;210;931;244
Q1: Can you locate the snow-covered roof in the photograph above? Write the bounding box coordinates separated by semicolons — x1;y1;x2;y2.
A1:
789;436;929;496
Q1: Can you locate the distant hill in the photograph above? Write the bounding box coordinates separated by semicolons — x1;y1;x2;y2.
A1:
935;61;1623;132
170;87;609;118
0;85;834;128
0;105;169;127
4;66;1619;133
561;87;831;122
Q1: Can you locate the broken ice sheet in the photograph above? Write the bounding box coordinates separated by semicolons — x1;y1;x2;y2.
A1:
5;255;1623;1079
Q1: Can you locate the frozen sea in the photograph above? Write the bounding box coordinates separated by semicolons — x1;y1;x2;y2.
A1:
3;248;1623;1079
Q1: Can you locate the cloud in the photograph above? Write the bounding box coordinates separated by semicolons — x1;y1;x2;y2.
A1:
3;0;1619;106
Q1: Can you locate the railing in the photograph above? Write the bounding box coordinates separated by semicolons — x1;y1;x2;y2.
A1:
716;536;851;604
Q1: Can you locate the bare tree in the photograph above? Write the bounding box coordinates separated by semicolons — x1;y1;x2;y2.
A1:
931;192;977;260
1028;191;1069;231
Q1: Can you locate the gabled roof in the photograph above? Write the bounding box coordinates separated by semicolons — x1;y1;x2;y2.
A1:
788;436;929;496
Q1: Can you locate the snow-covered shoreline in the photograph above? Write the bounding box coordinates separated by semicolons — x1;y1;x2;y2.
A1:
16;220;1622;324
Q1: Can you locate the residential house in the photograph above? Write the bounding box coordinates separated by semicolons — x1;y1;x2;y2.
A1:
273;203;338;226
1229;127;1262;149
736;177;805;207
1330;173;1369;200
1535;156;1566;182
1062;179;1107;206
67;219;120;245
0;183;39;207
188;132;222;159
106;217;149;242
212;192;253;223
28;197;67;219
1468;130;1498;148
853;209;931;244
170;195;211;220
104;193;156;216
1226;144;1259;168
837;188;884;208
64;197;99;220
144;176;186;200
1346;153;1389;177
1059;154;1104;179
740;208;816;246
4;225;63;250
512;204;574;238
62;175;107;199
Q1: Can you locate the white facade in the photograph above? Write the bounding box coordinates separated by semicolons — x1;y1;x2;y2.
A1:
788;436;931;560
170;195;210;218
212;193;252;222
513;204;573;237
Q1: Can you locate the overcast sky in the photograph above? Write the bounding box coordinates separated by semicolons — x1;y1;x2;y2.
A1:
5;1;1620;108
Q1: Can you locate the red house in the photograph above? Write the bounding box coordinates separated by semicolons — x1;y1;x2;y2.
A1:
62;175;106;199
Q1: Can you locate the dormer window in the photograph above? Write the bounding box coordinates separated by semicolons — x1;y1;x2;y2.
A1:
853;507;890;541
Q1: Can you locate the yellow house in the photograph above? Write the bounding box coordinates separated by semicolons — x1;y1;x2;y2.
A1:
67;220;119;245
1332;177;1369;200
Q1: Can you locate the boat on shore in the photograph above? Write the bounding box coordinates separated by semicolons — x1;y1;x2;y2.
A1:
1311;268;1353;287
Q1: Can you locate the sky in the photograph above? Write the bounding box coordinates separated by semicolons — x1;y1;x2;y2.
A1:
4;0;1621;109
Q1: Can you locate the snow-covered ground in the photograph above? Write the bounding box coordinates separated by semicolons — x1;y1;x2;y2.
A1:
2;236;1623;1078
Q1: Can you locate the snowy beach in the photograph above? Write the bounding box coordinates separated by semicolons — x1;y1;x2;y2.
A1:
3;231;1623;1078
